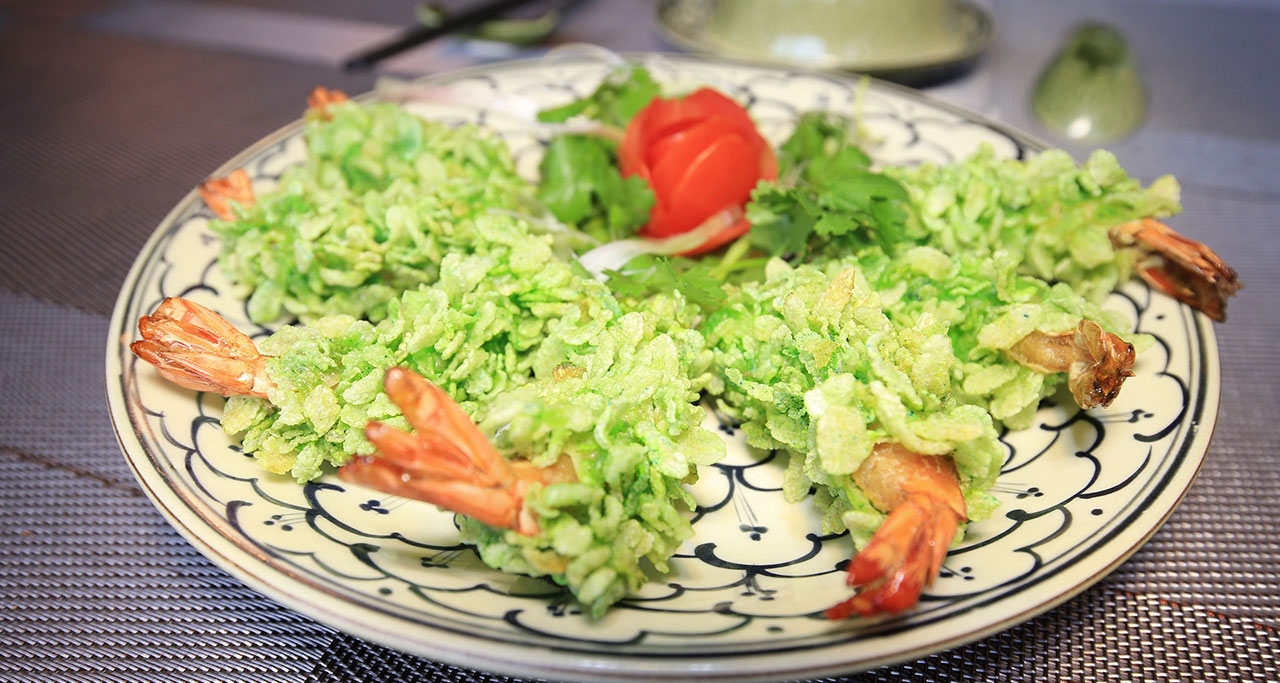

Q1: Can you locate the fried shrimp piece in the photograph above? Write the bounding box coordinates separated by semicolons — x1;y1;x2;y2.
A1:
1110;218;1241;322
341;368;576;536
826;443;966;619
1006;319;1136;410
706;262;1005;617
197;88;349;222
130;297;271;398
875;147;1242;320
129;236;722;616
803;246;1146;427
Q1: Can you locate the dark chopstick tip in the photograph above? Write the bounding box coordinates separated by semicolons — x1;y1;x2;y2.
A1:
337;0;543;71
343;56;373;71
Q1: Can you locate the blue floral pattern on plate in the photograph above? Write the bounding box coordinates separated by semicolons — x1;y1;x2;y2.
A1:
105;54;1219;682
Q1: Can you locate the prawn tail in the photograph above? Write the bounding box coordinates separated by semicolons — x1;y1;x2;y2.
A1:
1112;218;1240;322
825;493;961;620
339;450;525;533
131;297;270;397
337;368;540;536
198;169;254;221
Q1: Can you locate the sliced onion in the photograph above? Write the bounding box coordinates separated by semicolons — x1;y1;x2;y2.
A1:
576;206;742;279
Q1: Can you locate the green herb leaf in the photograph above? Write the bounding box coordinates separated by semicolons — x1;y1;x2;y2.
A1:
537;135;654;242
778;112;871;178
603;257;726;310
746;112;909;257
537;64;661;128
745;182;819;258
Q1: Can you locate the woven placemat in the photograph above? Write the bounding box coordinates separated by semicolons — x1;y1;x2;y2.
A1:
3;207;1277;683
0;17;375;319
2;2;1278;680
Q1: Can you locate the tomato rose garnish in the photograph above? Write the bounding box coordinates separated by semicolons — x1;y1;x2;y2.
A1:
619;88;777;255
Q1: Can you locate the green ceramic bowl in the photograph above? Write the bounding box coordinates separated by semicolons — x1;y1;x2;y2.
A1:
658;0;996;84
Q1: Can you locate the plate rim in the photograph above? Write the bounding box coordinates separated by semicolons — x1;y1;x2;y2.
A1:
104;53;1221;682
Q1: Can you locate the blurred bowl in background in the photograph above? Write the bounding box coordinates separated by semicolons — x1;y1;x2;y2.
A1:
657;0;996;85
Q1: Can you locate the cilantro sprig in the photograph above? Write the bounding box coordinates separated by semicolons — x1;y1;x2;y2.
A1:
535;65;661;242
603;256;727;311
537;135;654;243
747;112;910;259
537;64;661;128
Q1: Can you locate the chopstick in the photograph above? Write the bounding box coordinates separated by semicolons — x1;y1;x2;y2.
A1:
344;0;546;70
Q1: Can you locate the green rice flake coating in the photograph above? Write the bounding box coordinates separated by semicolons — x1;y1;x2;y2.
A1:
223;215;624;481
705;259;1003;546
885;146;1181;304
210;99;534;324
825;245;1150;430
462;309;722;618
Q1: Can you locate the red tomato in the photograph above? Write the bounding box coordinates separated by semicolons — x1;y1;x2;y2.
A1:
620;88;777;255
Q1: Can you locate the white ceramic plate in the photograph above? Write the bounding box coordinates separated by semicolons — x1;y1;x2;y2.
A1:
106;54;1218;682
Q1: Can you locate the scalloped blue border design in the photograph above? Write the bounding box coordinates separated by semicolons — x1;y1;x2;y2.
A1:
107;55;1215;678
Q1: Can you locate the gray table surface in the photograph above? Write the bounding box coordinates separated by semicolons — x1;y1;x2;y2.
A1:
1;0;1277;681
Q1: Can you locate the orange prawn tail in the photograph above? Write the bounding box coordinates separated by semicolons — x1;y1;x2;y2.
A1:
826;445;966;619
130;297;270;398
306;86;349;120
1111;218;1240;322
198;169;254;221
825;493;962;619
339;368;572;536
